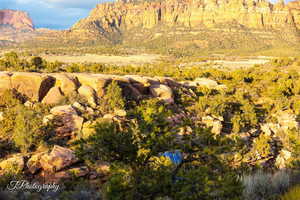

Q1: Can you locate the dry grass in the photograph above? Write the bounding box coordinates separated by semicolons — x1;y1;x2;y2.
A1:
43;53;163;65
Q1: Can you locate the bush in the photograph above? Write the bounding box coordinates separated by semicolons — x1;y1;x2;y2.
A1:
100;80;125;113
12;106;46;152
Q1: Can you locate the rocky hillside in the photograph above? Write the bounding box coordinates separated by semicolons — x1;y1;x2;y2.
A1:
71;0;300;47
0;9;34;31
2;67;300;198
0;9;36;45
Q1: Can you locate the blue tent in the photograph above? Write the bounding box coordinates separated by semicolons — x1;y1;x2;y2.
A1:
161;150;183;165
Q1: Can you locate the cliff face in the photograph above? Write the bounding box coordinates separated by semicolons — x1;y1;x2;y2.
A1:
0;9;34;31
72;0;300;32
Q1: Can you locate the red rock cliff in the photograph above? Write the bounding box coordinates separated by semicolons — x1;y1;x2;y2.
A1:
0;9;34;31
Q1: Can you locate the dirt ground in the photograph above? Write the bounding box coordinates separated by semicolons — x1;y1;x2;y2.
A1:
179;57;272;70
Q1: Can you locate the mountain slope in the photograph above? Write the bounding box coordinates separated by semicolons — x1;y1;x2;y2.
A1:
70;0;300;50
0;9;34;31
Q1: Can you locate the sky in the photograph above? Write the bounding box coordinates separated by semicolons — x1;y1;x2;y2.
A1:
0;0;290;30
0;0;112;29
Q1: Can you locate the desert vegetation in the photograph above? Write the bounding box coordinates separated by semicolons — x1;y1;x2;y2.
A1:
1;51;300;199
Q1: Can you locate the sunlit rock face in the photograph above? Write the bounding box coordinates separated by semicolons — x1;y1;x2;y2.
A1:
0;9;34;31
72;0;300;32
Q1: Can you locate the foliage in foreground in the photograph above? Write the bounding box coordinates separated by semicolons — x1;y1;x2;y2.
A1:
75;99;242;199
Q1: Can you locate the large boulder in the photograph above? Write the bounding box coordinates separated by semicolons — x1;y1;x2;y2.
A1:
51;74;79;96
11;72;55;102
116;80;142;101
78;85;98;107
50;105;83;136
50;105;77;116
42;86;65;105
55;114;84;136
75;74;110;97
40;145;78;172
202;115;223;135
52;166;89;183
27;152;46;174
125;75;158;86
150;84;174;104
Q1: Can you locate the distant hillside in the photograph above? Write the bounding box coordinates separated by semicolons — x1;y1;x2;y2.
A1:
68;0;300;52
2;1;300;55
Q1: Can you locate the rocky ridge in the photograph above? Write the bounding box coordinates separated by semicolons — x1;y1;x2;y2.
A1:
0;71;298;184
71;0;300;44
0;9;34;31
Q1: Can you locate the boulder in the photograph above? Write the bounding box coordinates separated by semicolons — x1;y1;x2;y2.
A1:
24;101;34;108
72;101;86;112
111;80;142;101
78;85;97;107
27;152;46;174
132;82;149;94
43;114;55;124
42;86;65;105
150;84;174;104
51;166;89;183
125;75;155;86
50;105;84;136
202;115;223;135
40;145;78;172
55;114;84;136
75;74;110;97
51;74;79;96
50;105;77;116
11;72;55;102
154;76;180;88
0;155;24;174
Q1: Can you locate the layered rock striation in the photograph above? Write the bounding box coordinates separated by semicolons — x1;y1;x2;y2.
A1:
72;0;300;40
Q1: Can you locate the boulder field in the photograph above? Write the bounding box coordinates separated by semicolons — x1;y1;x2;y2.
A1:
0;72;225;106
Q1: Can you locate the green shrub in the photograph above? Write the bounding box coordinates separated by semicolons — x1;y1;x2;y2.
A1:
100;80;125;113
12;106;47;152
251;134;272;159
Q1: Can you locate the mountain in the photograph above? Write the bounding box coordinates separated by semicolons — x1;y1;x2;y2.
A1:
1;1;300;52
69;0;300;50
0;9;34;31
0;9;37;45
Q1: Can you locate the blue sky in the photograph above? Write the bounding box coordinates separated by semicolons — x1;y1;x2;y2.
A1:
0;0;288;30
0;0;112;29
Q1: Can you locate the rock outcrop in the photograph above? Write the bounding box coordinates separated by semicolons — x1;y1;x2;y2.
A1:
71;0;300;44
0;72;182;105
0;9;34;31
